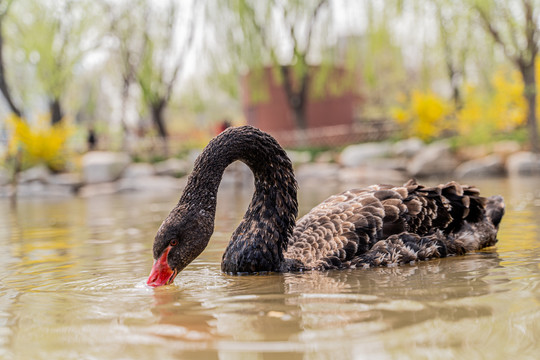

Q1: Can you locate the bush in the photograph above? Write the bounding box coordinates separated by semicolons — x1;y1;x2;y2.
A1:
392;64;529;145
7;115;72;172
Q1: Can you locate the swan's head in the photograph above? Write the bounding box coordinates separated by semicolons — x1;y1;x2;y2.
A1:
147;205;213;287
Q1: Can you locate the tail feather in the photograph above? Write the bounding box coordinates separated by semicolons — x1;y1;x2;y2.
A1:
486;195;505;228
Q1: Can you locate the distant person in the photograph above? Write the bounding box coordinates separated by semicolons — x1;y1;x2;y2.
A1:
87;127;97;151
217;119;231;134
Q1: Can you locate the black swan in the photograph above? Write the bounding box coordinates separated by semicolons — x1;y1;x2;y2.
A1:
147;126;505;286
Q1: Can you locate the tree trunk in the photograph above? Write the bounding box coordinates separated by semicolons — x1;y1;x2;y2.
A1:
280;66;309;130
291;101;309;146
519;62;539;153
291;97;308;130
119;81;132;152
447;65;463;109
0;17;22;118
279;65;311;147
151;100;169;155
50;98;63;125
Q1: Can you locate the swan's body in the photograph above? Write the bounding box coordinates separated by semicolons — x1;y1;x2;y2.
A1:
147;126;504;286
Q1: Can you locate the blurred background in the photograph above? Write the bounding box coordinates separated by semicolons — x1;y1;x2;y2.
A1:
0;0;539;193
1;3;540;358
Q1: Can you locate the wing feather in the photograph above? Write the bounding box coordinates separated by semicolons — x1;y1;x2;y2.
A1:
284;180;490;270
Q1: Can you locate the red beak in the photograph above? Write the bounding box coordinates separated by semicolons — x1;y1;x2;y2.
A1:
147;246;178;287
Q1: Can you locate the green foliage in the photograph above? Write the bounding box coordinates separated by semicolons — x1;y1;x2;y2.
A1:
7;0;103;99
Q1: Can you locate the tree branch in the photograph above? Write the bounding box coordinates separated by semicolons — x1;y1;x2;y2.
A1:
303;0;329;58
165;0;198;103
523;0;538;63
474;4;520;66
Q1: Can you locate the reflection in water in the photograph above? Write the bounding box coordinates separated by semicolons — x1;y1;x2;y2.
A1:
0;177;539;359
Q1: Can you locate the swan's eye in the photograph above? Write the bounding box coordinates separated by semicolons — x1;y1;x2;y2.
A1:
170;239;178;246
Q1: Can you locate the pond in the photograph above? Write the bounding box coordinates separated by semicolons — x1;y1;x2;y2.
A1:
1;176;539;359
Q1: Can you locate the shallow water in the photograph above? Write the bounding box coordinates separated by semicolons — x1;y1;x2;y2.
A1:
1;177;540;359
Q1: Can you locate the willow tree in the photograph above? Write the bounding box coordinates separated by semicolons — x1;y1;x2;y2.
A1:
7;0;103;125
358;1;407;117
211;0;335;131
0;0;21;117
433;0;476;109
135;0;196;151
473;0;540;152
105;0;145;145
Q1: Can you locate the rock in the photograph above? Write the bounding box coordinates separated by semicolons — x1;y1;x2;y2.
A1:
296;163;341;184
457;144;490;161
0;184;12;197
455;155;506;178
392;138;424;158
221;162;253;187
17;182;74;197
123;163;155;178
0;168;9;186
369;158;408;172
314;151;336;163
287;150;311;165
188;150;202;164
340;142;391;167
154;158;190;177
117;175;185;193
18;165;51;183
506;151;540;176
407;141;458;178
78;182;119;197
339;167;407;185
82;151;131;184
46;173;83;194
492;140;521;158
48;173;83;187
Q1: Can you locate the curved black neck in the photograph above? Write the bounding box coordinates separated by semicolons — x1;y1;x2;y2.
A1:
179;126;298;273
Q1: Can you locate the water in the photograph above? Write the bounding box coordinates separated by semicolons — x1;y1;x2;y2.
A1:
1;176;540;359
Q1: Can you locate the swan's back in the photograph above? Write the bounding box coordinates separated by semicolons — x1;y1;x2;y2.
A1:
284;180;504;270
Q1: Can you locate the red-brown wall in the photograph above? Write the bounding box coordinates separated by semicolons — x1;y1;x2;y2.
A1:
241;67;360;134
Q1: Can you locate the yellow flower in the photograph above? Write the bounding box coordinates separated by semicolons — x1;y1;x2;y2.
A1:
391;90;451;141
6;114;72;171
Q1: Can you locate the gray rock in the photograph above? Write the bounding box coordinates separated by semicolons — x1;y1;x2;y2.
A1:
492;140;521;157
392;138;424;158
455;155;506;178
117;175;184;193
407;141;458;178
296;163;341;184
154;158;190;177
339;167;407;185
0;184;13;197
221;162;253;187
188;150;202;164
0;168;10;186
17;182;75;197
82;151;131;184
48;173;83;187
287;150;311;165
314;151;335;163
506;151;540;176
18;165;51;183
78;182;119;197
340;142;391;167
369;158;408;172
123;163;155;178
